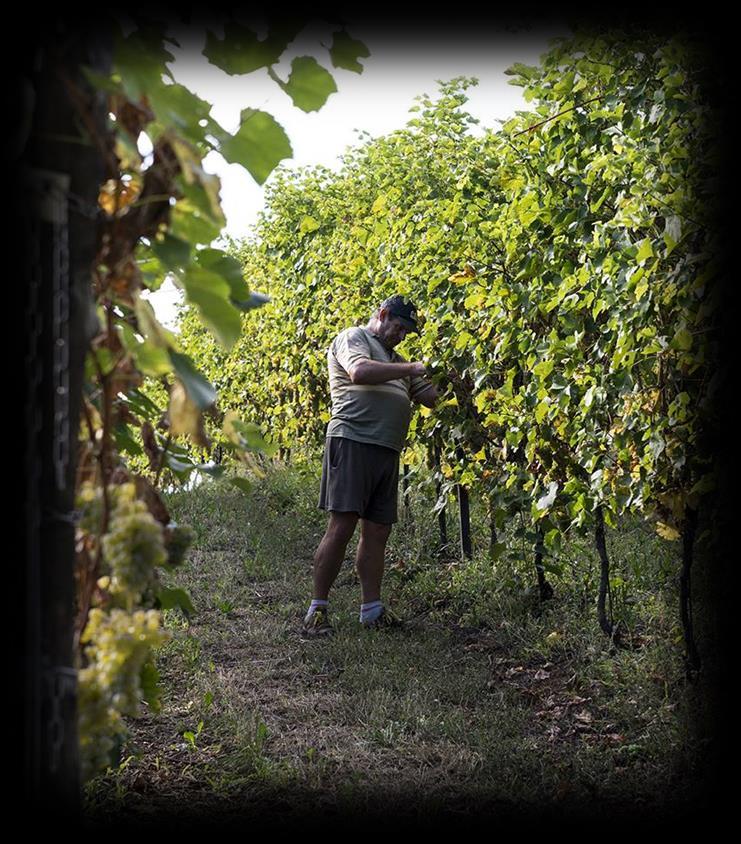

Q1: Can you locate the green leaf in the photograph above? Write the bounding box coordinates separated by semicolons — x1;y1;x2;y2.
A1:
534;359;554;380
663;215;682;254
300;215;321;235
635;238;654;265
147;82;212;145
506;428;523;448
203;23;287;75
169;350;217;410
81;66;121;95
113;27;176;102
232;292;271;311
272;57;337;113
197;464;226;478
543;560;563;576
351;225;369;245
153;233;191;271
672;327;693;351
196;249;249;299
504;62;539;80
171;191;223;246
114;423;143;457
157;587;196;619
544;528;561;550
329;31;370;73
229;477;253;494
216;109;293;185
164;450;197;479
179;266;243;350
134;297;178;349
372;194;388;215
124;389;164;422
489;542;507;561
230;419;280;458
118;322;172;377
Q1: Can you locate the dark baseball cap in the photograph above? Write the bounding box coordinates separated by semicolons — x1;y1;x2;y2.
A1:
381;294;420;333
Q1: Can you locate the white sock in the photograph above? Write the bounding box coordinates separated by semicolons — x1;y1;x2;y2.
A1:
360;600;383;624
307;599;328;618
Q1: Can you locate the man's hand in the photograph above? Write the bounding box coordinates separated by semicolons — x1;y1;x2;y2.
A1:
351;359;427;385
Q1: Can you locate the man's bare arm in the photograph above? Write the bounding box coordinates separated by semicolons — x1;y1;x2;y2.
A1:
349;359;427;384
412;383;441;408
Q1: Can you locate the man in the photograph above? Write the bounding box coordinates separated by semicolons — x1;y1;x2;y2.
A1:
301;295;440;638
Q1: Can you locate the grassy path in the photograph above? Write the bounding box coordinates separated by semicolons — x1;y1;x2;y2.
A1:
83;460;714;829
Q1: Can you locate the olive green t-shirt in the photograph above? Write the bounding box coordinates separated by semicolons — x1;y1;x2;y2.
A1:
325;326;431;453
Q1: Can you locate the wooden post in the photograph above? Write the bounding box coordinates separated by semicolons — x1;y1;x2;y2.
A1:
402;461;413;524
680;504;701;675
20;25;112;820
488;491;499;561
455;446;472;559
595;505;620;642
433;440;447;550
534;524;553;600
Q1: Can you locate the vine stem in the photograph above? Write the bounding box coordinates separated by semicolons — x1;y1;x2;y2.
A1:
154;433;172;489
512;95;604;137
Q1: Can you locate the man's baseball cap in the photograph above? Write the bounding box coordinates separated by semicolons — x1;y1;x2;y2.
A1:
381;294;420;333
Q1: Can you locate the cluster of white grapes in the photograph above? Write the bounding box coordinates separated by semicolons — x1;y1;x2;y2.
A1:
76;480;104;534
102;484;167;609
78;483;175;780
78;608;169;781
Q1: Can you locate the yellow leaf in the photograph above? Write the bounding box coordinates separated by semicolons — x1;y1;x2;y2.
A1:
372;194;387;214
473;448;486;462
98;177;141;217
170;135;200;185
448;264;476;284
419;406;432;418
222;410;241;445
655;522;680;541
169;380;209;447
464;291;487;310
241;450;266;479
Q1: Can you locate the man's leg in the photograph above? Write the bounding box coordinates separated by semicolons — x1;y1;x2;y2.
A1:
355;518;393;604
312;510;359;600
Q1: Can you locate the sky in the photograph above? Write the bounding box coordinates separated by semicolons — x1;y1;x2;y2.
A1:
143;19;573;328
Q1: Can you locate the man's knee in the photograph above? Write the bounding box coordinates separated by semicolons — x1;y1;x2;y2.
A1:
360;518;392;544
326;511;359;544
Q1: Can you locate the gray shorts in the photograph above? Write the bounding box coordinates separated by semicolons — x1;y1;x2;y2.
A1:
319;436;400;524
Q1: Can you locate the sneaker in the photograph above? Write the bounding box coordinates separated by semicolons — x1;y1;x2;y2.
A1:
361;606;404;630
301;607;334;639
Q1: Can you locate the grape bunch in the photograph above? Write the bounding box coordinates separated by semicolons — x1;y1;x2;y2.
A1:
78;607;169;780
75;480;104;534
102;484;167;609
